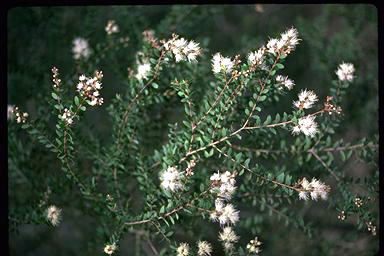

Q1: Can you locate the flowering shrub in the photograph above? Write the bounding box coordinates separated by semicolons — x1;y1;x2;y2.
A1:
8;6;378;256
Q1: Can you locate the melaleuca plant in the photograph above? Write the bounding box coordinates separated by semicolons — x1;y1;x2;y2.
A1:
8;18;378;256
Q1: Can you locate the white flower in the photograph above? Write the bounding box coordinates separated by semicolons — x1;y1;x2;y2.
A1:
197;241;213;256
135;63;151;80
76;71;104;106
160;166;183;192
293;89;318;109
292;115;319;137
7;105;15;120
46;205;62;226
105;20;119;35
164;34;202;63
210;171;236;200
210;199;239;225
266;27;300;55
280;27;300;54
336;62;355;82
72;37;91;60
13;107;28;124
248;47;266;67
297;177;330;201
266;38;279;54
276;75;295;90
177;242;190;256
104;243;117;255
219;227;239;249
211;53;235;74
246;237;262;254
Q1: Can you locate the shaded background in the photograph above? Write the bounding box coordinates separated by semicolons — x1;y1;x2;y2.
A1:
8;5;378;255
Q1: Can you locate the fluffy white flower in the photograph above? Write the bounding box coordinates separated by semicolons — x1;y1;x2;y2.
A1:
292;115;319;137
210;199;239;225
246;237;262;254
160;166;183;192
72;37;91;60
197;241;212;256
135;63;151;80
219;227;239;249
177;242;190;256
336;62;355;81
210;171;236;200
293;89;318;109
211;53;235;74
104;243;117;255
297;177;330;201
276;75;295;90
46;205;62;226
164;34;202;63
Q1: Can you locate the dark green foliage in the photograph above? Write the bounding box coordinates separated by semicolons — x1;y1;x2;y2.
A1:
8;5;378;256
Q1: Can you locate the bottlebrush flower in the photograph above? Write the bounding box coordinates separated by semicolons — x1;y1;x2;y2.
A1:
297;177;330;200
164;34;202;63
135;63;151;80
46;205;62;226
211;53;235;74
335;62;355;82
219;226;239;250
293;89;318;109
292;115;319;137
72;37;91;60
76;71;104;106
177;242;190;256
197;240;213;256
160;166;183;192
276;75;295;90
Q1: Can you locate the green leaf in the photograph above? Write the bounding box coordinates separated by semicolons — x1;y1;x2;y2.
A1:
152;83;159;89
51;92;58;100
276;63;284;69
74;96;80;106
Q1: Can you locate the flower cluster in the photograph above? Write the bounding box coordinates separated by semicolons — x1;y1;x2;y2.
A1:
176;241;213;256
266;27;300;55
211;53;236;74
366;221;377;236
46;205;61;226
354;197;363;208
59;108;74;125
335;62;355;82
323;96;342;115
219;226;239;250
103;243;117;255
337;210;346;221
276;75;295;90
176;242;190;256
72;37;91;60
105;20;119;35
12;106;28;124
210;199;239;226
76;71;104;106
246;236;262;254
291;115;319;137
159;166;183;192
197;241;212;256
248;46;266;68
163;34;202;62
293;89;318;109
210;171;236;200
185;159;196;177
297;177;331;201
135;63;151;81
52;66;61;89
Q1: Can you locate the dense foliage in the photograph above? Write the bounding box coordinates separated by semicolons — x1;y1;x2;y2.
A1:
8;5;378;256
